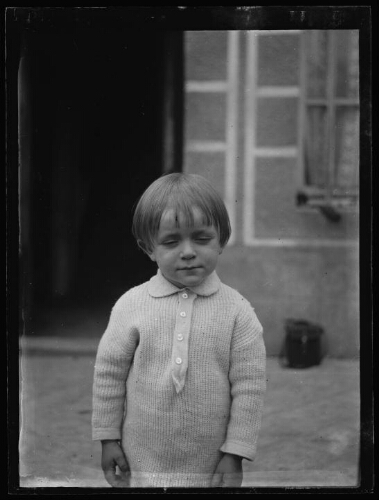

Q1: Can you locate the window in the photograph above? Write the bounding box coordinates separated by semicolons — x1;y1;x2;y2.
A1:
298;30;359;211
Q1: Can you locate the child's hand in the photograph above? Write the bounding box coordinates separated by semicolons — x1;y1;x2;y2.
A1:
211;453;243;487
101;440;130;487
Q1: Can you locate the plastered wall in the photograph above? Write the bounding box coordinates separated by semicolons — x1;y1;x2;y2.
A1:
183;31;359;357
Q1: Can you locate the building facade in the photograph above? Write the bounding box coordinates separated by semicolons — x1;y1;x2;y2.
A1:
183;31;360;357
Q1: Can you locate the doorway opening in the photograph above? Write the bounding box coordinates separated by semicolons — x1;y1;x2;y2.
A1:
16;20;184;336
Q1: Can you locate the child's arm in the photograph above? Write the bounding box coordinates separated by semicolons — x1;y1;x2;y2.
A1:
220;300;266;464
92;302;139;464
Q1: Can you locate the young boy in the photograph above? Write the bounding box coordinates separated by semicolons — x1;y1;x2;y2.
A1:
92;173;266;488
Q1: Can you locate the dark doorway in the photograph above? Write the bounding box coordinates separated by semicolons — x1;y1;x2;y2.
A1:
14;13;184;335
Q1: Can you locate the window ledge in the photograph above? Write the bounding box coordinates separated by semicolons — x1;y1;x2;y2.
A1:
296;190;358;222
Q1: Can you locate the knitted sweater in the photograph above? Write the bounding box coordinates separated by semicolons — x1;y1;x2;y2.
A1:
92;270;266;487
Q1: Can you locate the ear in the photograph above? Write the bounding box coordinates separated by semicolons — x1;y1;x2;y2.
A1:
137;239;156;261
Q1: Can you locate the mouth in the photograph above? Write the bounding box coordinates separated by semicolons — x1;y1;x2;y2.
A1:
179;266;201;271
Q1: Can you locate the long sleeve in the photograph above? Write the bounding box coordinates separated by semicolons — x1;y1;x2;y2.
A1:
92;303;139;441
220;300;266;461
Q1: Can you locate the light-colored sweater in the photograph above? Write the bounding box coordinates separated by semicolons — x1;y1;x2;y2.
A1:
92;270;266;487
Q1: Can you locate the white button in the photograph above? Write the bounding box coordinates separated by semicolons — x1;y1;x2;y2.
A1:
175;357;182;364
180;311;186;317
182;293;188;299
177;334;184;341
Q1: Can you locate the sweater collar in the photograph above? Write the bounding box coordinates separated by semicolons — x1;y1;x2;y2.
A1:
148;269;221;297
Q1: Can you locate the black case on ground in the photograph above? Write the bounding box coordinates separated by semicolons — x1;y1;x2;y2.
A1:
284;319;324;368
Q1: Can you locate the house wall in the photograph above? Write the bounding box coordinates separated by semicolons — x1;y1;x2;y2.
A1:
183;30;359;357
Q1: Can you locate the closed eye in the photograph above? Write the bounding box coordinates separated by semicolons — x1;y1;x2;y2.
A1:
162;240;178;246
195;237;212;243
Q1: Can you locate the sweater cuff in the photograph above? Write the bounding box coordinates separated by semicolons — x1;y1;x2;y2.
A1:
220;439;256;462
92;427;122;441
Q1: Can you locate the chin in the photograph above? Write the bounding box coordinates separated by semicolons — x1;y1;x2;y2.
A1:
183;277;204;287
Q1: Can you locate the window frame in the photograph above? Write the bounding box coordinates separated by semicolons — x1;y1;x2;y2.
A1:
297;30;359;212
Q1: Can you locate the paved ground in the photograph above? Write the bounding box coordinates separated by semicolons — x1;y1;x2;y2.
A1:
17;335;361;490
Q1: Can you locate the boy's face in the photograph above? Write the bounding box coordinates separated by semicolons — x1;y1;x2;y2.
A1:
145;207;223;288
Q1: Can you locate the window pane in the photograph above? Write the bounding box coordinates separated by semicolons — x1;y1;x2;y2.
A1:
185;31;228;80
257;34;300;86
335;31;359;99
304;106;329;187
334;106;359;191
305;31;328;99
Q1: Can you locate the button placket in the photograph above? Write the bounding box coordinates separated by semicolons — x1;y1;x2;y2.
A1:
171;290;196;393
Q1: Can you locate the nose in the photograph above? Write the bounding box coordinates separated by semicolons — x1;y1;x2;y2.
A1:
180;240;196;259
